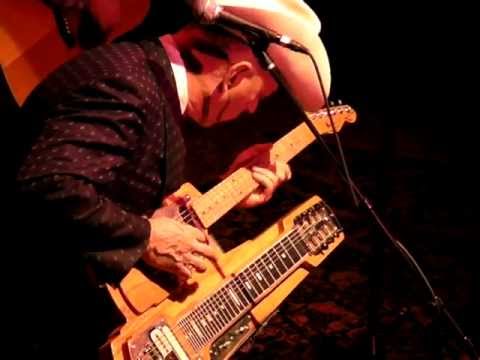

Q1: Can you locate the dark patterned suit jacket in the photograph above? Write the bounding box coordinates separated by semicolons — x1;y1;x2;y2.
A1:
13;39;187;358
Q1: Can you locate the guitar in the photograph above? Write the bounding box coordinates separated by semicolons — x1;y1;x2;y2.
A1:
0;0;149;105
105;195;344;360
103;105;357;358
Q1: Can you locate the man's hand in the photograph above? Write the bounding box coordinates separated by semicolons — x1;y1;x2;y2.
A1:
142;216;219;283
225;143;292;208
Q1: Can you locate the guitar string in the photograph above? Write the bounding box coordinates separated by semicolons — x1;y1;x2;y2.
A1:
178;228;337;352
168;214;338;351
176;209;333;336
136;107;350;356
141;215;338;356
171;107;351;226
160;227;305;351
173;228;307;352
173;107;352;223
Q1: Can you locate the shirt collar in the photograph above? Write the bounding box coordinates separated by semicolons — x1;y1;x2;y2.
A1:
159;34;188;114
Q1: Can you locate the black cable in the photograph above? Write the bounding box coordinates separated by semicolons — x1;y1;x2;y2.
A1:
246;31;478;360
305;49;479;360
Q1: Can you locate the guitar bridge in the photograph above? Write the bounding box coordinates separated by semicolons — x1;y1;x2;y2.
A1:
210;315;255;360
127;322;188;360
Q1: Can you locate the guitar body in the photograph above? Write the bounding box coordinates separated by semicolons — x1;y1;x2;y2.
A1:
104;195;345;360
102;106;356;359
107;182;205;318
0;0;149;105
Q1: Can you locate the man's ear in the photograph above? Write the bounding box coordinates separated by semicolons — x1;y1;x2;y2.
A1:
222;61;255;90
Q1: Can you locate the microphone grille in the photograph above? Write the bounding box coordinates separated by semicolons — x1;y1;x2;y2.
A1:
201;0;221;22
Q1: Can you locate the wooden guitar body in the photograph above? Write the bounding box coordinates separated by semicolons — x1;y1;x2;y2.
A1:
102;105;356;359
107;105;356;318
104;195;345;360
0;0;149;105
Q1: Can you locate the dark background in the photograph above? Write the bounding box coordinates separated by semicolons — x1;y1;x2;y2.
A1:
2;1;478;359
178;2;479;359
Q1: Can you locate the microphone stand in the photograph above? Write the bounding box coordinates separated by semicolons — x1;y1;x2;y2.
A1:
243;33;479;360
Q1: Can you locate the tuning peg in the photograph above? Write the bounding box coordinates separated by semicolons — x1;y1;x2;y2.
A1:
329;99;344;106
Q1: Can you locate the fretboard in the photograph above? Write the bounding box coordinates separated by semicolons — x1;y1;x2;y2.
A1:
177;226;311;352
191;106;353;228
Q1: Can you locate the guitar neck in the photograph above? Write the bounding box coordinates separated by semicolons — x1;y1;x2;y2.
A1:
176;229;307;352
191;106;354;228
176;198;342;353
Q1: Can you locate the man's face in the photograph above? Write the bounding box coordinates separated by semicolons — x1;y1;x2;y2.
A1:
203;69;277;127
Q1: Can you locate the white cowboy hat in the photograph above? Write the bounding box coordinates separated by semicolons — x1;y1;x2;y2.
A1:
214;0;331;111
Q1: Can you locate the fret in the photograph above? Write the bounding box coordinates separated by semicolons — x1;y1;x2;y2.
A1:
187;313;207;344
237;271;258;301
199;301;221;335
207;293;230;328
197;315;214;342
177;320;193;346
184;328;200;351
193;316;210;345
229;280;250;308
208;283;243;327
270;244;289;274
182;316;202;347
208;295;229;329
204;312;220;335
225;285;244;315
270;122;315;162
196;303;217;339
188;310;210;343
253;260;271;290
217;304;233;328
265;248;282;279
284;234;302;262
232;276;254;305
245;264;266;294
215;289;237;320
293;229;310;256
274;241;294;268
257;253;275;285
281;235;301;263
181;318;202;349
209;293;229;326
189;318;207;345
227;285;244;311
221;285;241;315
205;296;226;331
192;168;255;227
244;268;263;298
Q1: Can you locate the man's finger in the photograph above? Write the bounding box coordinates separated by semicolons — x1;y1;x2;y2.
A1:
183;223;208;243
274;160;292;181
184;252;207;273
252;167;277;193
176;263;192;279
191;241;219;263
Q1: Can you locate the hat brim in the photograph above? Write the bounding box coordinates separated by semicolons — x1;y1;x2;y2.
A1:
221;2;331;111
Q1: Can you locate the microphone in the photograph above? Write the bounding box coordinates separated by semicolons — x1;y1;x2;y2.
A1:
190;0;309;54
